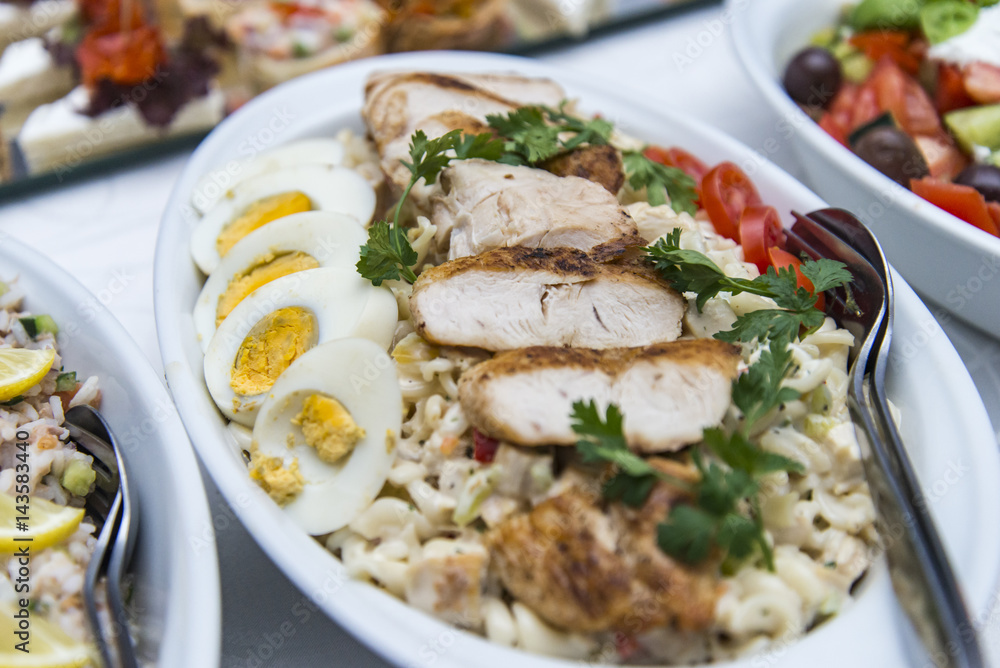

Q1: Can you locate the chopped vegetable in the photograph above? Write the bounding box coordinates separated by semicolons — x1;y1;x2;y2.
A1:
920;1;979;45
19;314;59;338
61;458;96;497
55;371;77;392
911;177;1000;235
700;162;763;241
622;150;698;215
473;429;500;463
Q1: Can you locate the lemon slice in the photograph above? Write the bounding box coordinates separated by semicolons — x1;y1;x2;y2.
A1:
0;493;85;554
0;347;56;401
0;601;93;668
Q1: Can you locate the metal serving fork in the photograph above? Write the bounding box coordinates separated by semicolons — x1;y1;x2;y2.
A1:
785;209;984;668
64;405;139;668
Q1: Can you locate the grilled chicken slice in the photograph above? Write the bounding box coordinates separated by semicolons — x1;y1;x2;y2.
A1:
487;467;721;633
409;247;685;351
432;159;640;260
540;144;625;195
362;71;566;201
459;340;740;453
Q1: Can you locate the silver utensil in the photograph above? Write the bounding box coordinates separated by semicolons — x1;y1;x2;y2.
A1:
64;405;139;668
785;208;984;668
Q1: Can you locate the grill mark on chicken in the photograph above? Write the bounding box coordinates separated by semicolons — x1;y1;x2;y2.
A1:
458;340;740;452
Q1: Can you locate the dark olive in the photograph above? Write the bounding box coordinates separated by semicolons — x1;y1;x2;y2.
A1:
783;47;843;109
852;126;929;188
954;164;1000;203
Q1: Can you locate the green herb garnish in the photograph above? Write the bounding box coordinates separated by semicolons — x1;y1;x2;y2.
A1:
644;229;852;343
622;150;698;215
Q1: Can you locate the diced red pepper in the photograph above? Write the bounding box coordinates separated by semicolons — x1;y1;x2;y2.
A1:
473;429;499;463
849;30;921;75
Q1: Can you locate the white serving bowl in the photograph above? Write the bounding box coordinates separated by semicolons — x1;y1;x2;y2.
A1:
730;0;1000;338
154;51;1000;667
0;236;221;665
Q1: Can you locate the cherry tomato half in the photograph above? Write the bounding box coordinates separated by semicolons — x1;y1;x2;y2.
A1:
739;205;786;275
701;162;762;241
911;178;1000;237
644;145;710;185
767;247;825;312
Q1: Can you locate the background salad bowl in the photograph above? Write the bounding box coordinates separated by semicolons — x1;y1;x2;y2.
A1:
730;0;1000;339
0;234;221;666
154;51;1000;667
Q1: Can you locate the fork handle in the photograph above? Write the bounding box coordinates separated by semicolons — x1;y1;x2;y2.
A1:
850;380;985;668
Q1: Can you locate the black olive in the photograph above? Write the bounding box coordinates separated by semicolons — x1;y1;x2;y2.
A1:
783;47;843;109
853;126;929;188
954;164;1000;203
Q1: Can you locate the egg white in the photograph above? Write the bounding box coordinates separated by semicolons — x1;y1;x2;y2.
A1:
190;138;347;214
193;211;368;352
203;266;397;426
189;165;375;275
251;337;402;536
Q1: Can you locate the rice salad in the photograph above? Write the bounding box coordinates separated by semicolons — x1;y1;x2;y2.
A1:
0;277;103;662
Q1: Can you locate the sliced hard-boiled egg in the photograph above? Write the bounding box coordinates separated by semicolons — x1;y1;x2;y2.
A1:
250;337;402;535
203;267;397;426
191;138;347;214
189;164;375;275
192;211;367;352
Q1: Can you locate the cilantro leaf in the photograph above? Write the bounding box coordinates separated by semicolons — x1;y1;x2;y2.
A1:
658;505;717;565
571;400;659;479
453;131;506;162
356;220;418;286
715;512;760;561
402;129;461;186
603;471;657;508
729;337;804;429
622;150;698;215
800;258;852;293
486;107;563;164
644;232;852;343
702;428;804;478
541;104;613;149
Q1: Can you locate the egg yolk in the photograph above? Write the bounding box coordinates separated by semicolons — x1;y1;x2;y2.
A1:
216;251;320;326
216;191;312;258
230;306;317;396
293;394;365;464
249;450;304;505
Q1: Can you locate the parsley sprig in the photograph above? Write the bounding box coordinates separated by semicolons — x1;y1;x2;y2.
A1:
572;339;805;571
645;229;852;343
622;151;698;215
356;129;504;285
486;104;614;165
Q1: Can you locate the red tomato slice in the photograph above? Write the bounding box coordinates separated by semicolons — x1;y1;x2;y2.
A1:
818;112;849;146
767;247;825;311
911;178;1000;237
986;202;1000;229
989;202;1000;231
913;135;968;180
962;62;1000;105
701;162;762;241
866;57;942;136
849;31;920;75
936;63;976;114
739;205;787;274
76;26;166;87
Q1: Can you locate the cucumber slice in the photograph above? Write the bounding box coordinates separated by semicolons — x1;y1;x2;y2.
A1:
945;104;1000;153
850;0;923;30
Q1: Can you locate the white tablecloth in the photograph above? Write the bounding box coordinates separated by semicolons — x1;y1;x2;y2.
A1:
1;4;998;665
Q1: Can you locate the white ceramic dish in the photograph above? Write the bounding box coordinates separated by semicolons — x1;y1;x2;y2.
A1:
154;51;1000;667
729;0;1000;339
0;236;221;664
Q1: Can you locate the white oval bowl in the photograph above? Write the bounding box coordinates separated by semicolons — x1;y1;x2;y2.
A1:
0;236;221;665
154;51;1000;668
729;0;1000;338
